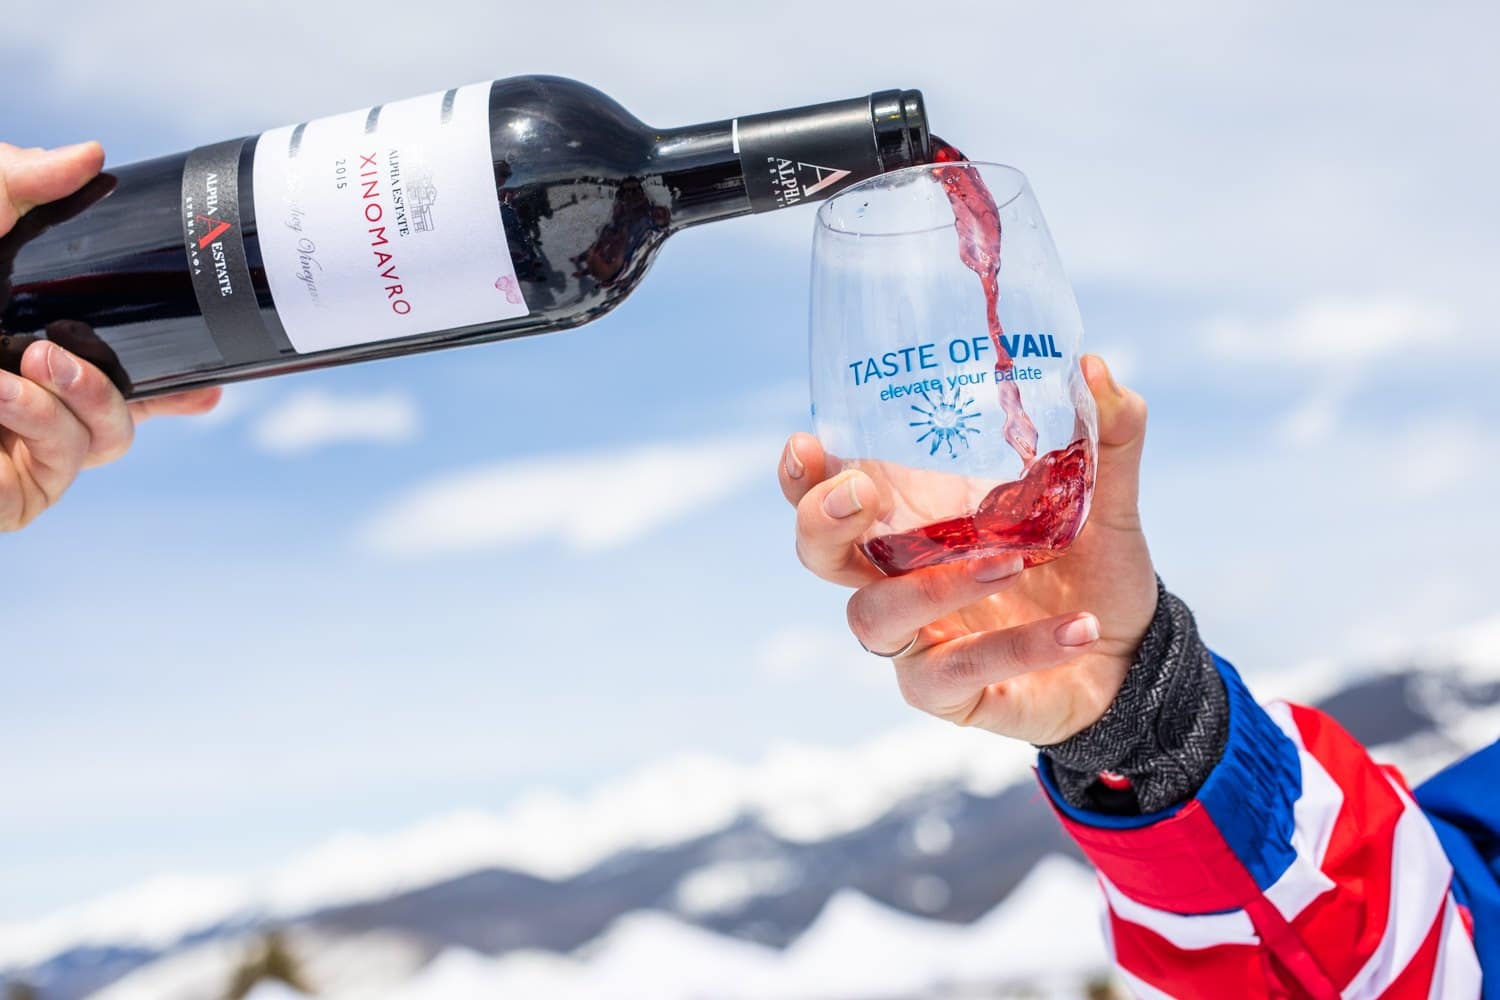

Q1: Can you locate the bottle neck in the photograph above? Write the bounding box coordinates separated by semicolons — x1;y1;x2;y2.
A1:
652;121;750;229
653;89;931;230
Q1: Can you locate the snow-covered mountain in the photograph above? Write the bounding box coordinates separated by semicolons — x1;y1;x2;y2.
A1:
88;857;1107;1000
5;618;1500;1000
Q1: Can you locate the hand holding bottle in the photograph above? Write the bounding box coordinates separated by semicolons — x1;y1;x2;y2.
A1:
778;355;1159;746
0;142;220;532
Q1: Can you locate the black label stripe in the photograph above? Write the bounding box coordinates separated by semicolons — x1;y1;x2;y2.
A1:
180;139;272;366
288;122;308;158
734;96;883;214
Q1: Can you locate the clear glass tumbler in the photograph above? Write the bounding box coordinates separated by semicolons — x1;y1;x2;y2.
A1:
809;161;1096;575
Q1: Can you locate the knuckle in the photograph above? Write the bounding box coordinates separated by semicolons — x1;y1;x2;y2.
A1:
895;674;927;711
794;494;821;538
949;703;981;727
90;421;135;463
941;645;985;687
845;592;879;645
991;628;1031;669
911;567;953;608
0;497;23;533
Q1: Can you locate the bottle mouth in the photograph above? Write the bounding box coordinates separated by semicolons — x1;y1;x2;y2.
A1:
871;89;930;170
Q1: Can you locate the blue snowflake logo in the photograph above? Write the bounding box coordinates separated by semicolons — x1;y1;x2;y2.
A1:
910;385;982;458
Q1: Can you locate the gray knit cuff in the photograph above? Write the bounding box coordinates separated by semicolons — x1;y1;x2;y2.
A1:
1037;579;1228;815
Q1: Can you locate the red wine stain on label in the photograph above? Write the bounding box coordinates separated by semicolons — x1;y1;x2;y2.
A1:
494;275;524;305
862;139;1093;575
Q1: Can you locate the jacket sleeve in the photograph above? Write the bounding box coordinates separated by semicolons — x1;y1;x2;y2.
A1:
1415;741;1500;990
1034;586;1485;997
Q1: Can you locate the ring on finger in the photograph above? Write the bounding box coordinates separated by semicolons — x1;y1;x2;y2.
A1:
860;632;921;659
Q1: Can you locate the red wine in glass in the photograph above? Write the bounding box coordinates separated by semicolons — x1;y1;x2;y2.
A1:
863;437;1093;574
862;139;1095;575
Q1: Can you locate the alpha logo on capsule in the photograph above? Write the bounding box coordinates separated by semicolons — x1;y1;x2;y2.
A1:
183;166;240;299
767;158;852;207
194;215;233;249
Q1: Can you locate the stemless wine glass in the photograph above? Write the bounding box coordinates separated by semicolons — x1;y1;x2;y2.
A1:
809;162;1097;576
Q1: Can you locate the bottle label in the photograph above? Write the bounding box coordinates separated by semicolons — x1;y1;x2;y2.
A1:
251;81;528;355
733;96;884;213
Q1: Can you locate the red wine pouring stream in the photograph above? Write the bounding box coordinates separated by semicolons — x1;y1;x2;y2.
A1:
931;137;1039;463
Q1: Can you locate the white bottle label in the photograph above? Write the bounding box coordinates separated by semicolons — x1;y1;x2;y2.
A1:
252;81;528;354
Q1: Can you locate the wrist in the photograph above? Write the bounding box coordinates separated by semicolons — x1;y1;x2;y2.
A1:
1027;650;1135;746
1035;579;1228;814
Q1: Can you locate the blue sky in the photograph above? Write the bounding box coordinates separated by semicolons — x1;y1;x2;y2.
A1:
3;0;1500;921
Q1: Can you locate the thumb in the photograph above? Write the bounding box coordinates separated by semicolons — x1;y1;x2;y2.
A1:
1081;354;1147;529
0;141;106;235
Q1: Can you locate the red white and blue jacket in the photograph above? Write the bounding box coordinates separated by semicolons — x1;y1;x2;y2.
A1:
1038;656;1500;998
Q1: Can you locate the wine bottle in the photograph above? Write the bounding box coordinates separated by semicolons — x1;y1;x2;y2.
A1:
0;77;930;398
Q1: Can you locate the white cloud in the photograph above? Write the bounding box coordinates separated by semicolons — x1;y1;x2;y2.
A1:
1383;415;1491;500
188;383;260;428
1205;296;1457;367
1274;370;1360;447
250;390;419;455
754;625;889;688
358;435;776;557
1213;297;1460;446
1276;390;1342;446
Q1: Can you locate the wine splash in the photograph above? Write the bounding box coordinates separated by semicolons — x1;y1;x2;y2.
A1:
861;139;1094;575
863;437;1092;574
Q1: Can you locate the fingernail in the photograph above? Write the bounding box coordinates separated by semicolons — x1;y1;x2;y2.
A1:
822;473;864;518
970;554;1024;582
0;372;21;403
1055;614;1100;647
47;345;81;389
1097;356;1123;398
783;440;806;480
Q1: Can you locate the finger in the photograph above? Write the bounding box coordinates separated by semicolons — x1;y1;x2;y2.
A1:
128;386;222;424
0;442;25;530
0;142;105;234
0;366;91;506
895;612;1101;725
847;553;1025;654
1081;354;1148;531
19;341;133;467
794;468;883;587
778;432;830;506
